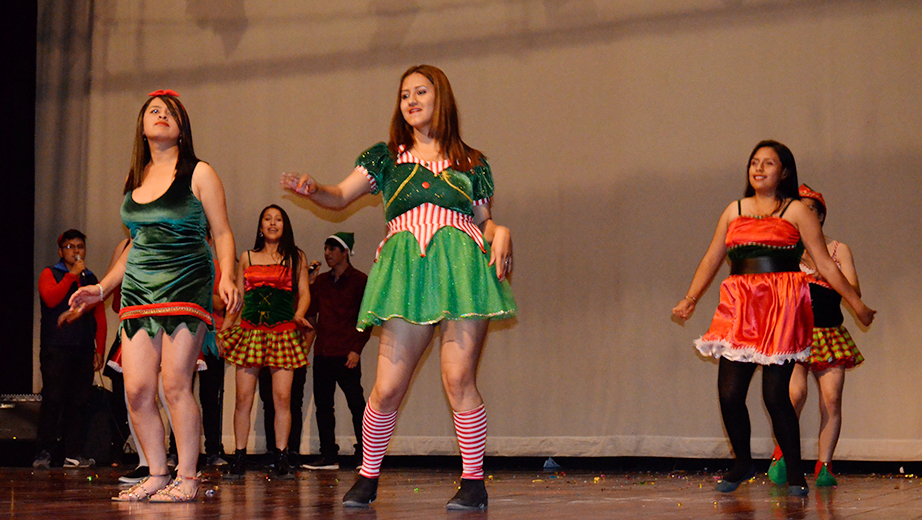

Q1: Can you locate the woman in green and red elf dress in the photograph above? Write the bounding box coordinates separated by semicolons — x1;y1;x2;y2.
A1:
282;64;516;510
218;204;311;480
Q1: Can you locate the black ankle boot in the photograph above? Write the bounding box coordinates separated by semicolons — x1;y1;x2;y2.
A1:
446;478;488;510
224;449;246;480
274;448;295;480
342;475;378;507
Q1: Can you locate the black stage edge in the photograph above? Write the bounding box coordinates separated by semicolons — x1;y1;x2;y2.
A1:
0;2;37;394
4;450;917;477
382;456;922;477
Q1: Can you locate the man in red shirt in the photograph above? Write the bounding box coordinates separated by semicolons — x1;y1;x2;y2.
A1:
34;229;106;468
302;232;371;471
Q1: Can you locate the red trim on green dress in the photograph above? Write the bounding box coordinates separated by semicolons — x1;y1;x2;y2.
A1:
119;302;214;325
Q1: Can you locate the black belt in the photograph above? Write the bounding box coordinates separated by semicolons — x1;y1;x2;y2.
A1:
730;256;800;275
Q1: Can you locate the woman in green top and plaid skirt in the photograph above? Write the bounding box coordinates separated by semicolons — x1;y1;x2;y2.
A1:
283;64;516;510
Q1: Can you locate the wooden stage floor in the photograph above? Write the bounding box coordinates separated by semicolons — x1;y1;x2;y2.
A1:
2;465;921;519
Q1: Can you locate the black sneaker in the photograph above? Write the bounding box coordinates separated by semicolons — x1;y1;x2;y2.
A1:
273;449;296;480
301;455;340;470
342;475;378;507
63;456;96;468
223;449;247;480
32;450;52;469
205;452;228;467
118;465;150;484
354;445;363;471
287;450;300;469
446;479;488;510
264;448;279;469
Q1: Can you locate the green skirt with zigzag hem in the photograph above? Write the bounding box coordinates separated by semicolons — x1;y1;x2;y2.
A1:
357;227;517;330
120;315;213;343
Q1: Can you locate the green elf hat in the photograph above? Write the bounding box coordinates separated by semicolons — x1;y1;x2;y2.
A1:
328;232;355;256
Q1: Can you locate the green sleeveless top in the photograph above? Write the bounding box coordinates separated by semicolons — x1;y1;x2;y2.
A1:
119;166;215;338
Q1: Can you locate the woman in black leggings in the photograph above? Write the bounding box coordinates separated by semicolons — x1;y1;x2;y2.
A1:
672;140;875;496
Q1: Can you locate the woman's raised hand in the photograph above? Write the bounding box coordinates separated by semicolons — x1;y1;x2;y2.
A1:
281;172;316;196
68;285;101;313
855;303;876;327
672;298;696;322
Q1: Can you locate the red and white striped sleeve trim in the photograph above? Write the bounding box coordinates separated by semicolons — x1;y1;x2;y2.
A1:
374;203;485;260
355;165;377;193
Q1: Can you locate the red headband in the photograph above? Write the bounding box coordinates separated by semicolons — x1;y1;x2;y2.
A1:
798;184;827;212
148;89;180;97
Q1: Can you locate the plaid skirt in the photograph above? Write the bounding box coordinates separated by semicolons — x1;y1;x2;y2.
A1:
802;325;864;372
218;325;309;369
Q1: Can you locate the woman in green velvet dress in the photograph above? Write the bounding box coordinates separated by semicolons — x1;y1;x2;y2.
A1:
282;65;516;511
70;90;239;502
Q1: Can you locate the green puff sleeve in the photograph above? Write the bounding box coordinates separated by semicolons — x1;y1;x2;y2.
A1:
355;142;392;196
469;156;495;206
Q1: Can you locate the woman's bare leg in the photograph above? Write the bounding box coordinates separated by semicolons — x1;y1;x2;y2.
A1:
440;319;489;490
814;366;845;463
789;362;809;416
270;368;294;450
120;329;171;493
160;323;206;494
233;366;260;450
439;320;488;411
354;319;433;481
368;320;435;413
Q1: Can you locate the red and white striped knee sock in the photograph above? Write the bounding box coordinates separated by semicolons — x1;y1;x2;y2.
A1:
453;404;487;480
358;404;398;479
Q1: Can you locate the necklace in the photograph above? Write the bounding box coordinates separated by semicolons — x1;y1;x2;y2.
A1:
258;247;283;265
413;146;443;163
751;198;784;217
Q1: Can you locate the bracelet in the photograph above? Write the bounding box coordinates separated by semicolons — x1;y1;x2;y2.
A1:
684;294;698;303
97;283;104;300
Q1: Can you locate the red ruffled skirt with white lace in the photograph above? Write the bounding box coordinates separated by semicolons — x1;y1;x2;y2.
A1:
695;270;814;365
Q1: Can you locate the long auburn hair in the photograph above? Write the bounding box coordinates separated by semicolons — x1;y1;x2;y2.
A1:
743;140;800;201
253;204;303;294
124;94;198;194
388;65;483;172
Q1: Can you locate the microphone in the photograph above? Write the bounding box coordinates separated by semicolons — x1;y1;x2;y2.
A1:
76;254;86;281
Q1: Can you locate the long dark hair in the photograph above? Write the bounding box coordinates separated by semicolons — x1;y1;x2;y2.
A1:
388;64;484;172
253;204;302;295
124;94;198;194
743;140;800;201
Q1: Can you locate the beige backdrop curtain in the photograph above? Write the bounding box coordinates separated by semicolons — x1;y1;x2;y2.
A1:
35;0;922;460
34;0;94;387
